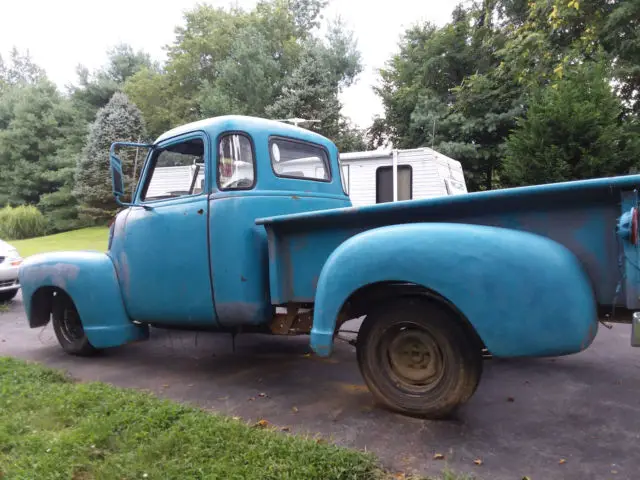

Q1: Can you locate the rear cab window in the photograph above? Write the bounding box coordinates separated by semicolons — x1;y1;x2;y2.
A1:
269;137;331;182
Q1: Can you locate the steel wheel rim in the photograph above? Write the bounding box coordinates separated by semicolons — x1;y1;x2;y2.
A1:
380;323;446;394
59;305;84;343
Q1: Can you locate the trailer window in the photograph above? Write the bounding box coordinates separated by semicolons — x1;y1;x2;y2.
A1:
269;137;330;182
376;165;412;203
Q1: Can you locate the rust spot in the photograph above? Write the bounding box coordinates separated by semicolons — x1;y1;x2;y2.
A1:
291;195;301;201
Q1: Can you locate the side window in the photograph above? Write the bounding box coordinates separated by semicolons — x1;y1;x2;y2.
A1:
218;133;255;190
270;137;330;181
141;138;205;202
376;165;412;203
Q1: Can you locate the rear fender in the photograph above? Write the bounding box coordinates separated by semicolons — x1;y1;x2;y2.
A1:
19;251;148;348
311;223;598;357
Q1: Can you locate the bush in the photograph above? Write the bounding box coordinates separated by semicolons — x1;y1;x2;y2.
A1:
0;205;47;240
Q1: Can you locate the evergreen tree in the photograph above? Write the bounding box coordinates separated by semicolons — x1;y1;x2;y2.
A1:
502;62;640;186
74;92;146;223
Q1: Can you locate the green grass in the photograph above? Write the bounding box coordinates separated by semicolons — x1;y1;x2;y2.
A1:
10;227;109;258
0;358;470;480
0;357;386;480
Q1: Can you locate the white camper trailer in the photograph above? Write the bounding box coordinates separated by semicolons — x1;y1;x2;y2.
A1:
338;147;468;207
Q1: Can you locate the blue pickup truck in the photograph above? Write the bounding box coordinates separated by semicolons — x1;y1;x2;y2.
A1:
18;115;640;418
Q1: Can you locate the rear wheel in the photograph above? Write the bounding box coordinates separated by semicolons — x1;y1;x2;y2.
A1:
52;292;98;356
0;289;18;303
356;297;482;419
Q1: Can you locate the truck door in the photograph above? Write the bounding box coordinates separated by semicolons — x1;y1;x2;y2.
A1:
117;132;217;326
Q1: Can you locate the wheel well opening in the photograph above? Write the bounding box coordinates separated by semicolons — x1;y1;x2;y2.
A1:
29;286;71;328
337;282;486;351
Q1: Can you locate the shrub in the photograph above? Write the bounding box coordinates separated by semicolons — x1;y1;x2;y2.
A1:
0;205;47;240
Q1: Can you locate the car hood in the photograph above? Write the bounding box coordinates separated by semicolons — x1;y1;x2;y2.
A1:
0;239;17;255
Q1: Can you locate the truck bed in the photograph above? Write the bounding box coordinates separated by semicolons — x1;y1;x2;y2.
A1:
257;174;640;310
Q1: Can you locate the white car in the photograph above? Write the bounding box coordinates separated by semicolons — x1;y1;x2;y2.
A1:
0;239;22;302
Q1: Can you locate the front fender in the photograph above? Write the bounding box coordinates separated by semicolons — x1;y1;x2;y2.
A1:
19;251;148;348
311;223;598;358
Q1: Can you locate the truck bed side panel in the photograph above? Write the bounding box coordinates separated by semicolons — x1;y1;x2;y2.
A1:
260;174;638;310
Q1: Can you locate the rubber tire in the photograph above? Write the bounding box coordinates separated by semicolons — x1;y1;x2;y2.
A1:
0;289;18;303
356;296;483;419
52;293;98;356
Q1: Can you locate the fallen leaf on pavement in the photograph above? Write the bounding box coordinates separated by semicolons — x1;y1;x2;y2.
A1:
161;384;169;388
232;416;241;421
292;406;299;413
433;453;445;460
253;419;269;428
258;392;268;398
474;458;483;466
507;396;515;402
559;459;566;465
281;426;290;432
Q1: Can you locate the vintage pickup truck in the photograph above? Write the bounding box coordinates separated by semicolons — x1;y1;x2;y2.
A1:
18;115;640;419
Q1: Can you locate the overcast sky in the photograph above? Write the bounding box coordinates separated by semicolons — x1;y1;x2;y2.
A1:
0;0;460;128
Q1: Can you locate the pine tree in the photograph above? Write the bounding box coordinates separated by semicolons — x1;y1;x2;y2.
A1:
74;92;146;223
502;62;640;187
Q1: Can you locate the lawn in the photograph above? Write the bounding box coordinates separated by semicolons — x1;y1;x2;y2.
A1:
0;357;386;480
10;227;109;258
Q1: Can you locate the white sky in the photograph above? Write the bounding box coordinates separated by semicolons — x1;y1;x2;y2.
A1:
0;0;459;128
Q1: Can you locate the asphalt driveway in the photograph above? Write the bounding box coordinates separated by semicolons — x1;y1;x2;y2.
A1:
2;293;639;479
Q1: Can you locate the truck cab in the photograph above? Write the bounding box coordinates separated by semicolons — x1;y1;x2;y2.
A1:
20;115;350;351
109;116;350;331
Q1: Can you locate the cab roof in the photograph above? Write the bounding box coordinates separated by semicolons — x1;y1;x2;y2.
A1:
154;115;334;150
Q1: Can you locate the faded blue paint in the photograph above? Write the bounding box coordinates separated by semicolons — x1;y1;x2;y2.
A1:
209;192;349;326
260;172;640;357
258;174;633;309
17;113;640;363
308;223;598;357
18;251;148;348
19;115;349;344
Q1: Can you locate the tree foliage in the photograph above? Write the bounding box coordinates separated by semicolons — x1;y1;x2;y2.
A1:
69;43;156;123
2;0;638;236
74;92;146;223
503;62;640;186
0;80;84;208
125;0;362;144
374;0;640;190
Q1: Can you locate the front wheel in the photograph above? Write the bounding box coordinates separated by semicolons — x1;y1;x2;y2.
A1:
52;292;98;356
0;289;18;303
356;297;482;419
